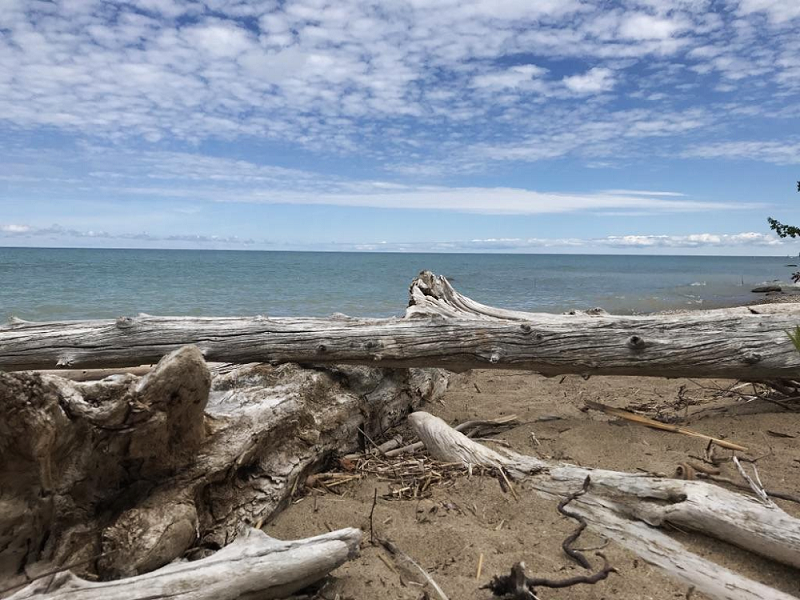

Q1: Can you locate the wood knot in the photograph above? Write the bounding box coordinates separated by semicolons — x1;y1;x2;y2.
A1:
316;344;327;353
489;351;502;364
520;323;532;333
626;335;646;351
115;316;135;330
535;333;544;341
742;352;762;364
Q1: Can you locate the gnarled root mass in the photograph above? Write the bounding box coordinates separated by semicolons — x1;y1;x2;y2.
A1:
0;346;448;595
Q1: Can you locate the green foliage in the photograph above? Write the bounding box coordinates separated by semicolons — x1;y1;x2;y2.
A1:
768;217;800;238
766;181;800;238
787;326;800;353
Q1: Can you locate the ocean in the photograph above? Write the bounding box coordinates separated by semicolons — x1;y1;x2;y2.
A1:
0;247;796;321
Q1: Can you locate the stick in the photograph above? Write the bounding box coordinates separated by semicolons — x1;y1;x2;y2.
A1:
483;556;616;598
369;488;378;544
585;400;748;451
733;456;778;508
557;476;592;569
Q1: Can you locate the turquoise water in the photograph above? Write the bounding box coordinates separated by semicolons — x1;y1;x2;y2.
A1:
0;247;795;321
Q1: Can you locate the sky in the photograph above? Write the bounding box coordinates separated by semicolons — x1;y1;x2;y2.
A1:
1;0;799;255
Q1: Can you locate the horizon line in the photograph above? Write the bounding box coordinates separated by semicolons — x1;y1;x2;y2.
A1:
0;245;796;259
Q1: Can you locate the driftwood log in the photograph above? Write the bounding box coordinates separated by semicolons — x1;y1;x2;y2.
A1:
8;527;361;600
0;346;448;594
3;272;800;378
410;411;800;600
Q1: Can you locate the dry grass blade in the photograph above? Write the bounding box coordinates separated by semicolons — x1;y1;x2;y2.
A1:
380;538;450;600
307;454;496;500
585;400;748;452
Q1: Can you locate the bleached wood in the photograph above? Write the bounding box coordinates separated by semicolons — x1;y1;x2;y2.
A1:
409;411;800;600
0;346;447;588
8;527;361;600
2;272;800;379
26;362;233;381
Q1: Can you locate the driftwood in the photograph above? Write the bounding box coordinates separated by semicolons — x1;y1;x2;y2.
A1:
25;363;241;382
3;272;800;378
0;346;448;593
409;411;800;600
8;527;361;600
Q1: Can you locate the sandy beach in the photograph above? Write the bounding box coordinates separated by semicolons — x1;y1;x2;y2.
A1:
268;369;800;600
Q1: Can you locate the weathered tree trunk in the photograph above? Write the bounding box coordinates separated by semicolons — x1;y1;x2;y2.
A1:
8;528;361;600
3;272;800;378
0;346;448;594
409;411;800;600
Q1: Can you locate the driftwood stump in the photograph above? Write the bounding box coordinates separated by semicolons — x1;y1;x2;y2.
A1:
0;346;448;594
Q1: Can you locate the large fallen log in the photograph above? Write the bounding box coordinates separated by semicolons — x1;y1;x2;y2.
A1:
3;272;800;378
410;411;800;600
0;346;448;593
8;527;361;600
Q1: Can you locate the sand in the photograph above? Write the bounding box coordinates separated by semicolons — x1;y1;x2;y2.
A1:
268;371;800;600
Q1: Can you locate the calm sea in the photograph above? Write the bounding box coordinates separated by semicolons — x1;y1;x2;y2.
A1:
0;247;796;321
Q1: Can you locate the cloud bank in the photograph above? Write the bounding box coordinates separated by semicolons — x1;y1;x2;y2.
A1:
1;222;783;254
0;0;797;167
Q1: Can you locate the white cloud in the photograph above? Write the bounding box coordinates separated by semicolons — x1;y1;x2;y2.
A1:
2;147;762;216
0;0;795;178
270;187;751;214
0;224;31;233
0;223;255;245
602;232;781;247
1;223;781;253
562;67;616;94
98;182;752;214
604;189;686;197
469;107;712;164
464;231;782;249
735;0;800;24
618;13;688;40
472;65;548;90
182;21;256;58
683;140;800;164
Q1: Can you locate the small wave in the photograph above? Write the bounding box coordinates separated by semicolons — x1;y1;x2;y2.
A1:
689;281;706;287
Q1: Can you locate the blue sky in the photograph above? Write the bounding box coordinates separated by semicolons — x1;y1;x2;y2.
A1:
1;0;799;254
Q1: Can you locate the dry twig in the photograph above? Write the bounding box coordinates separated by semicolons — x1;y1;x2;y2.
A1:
484;475;617;599
733;456;778;509
585;400;748;451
